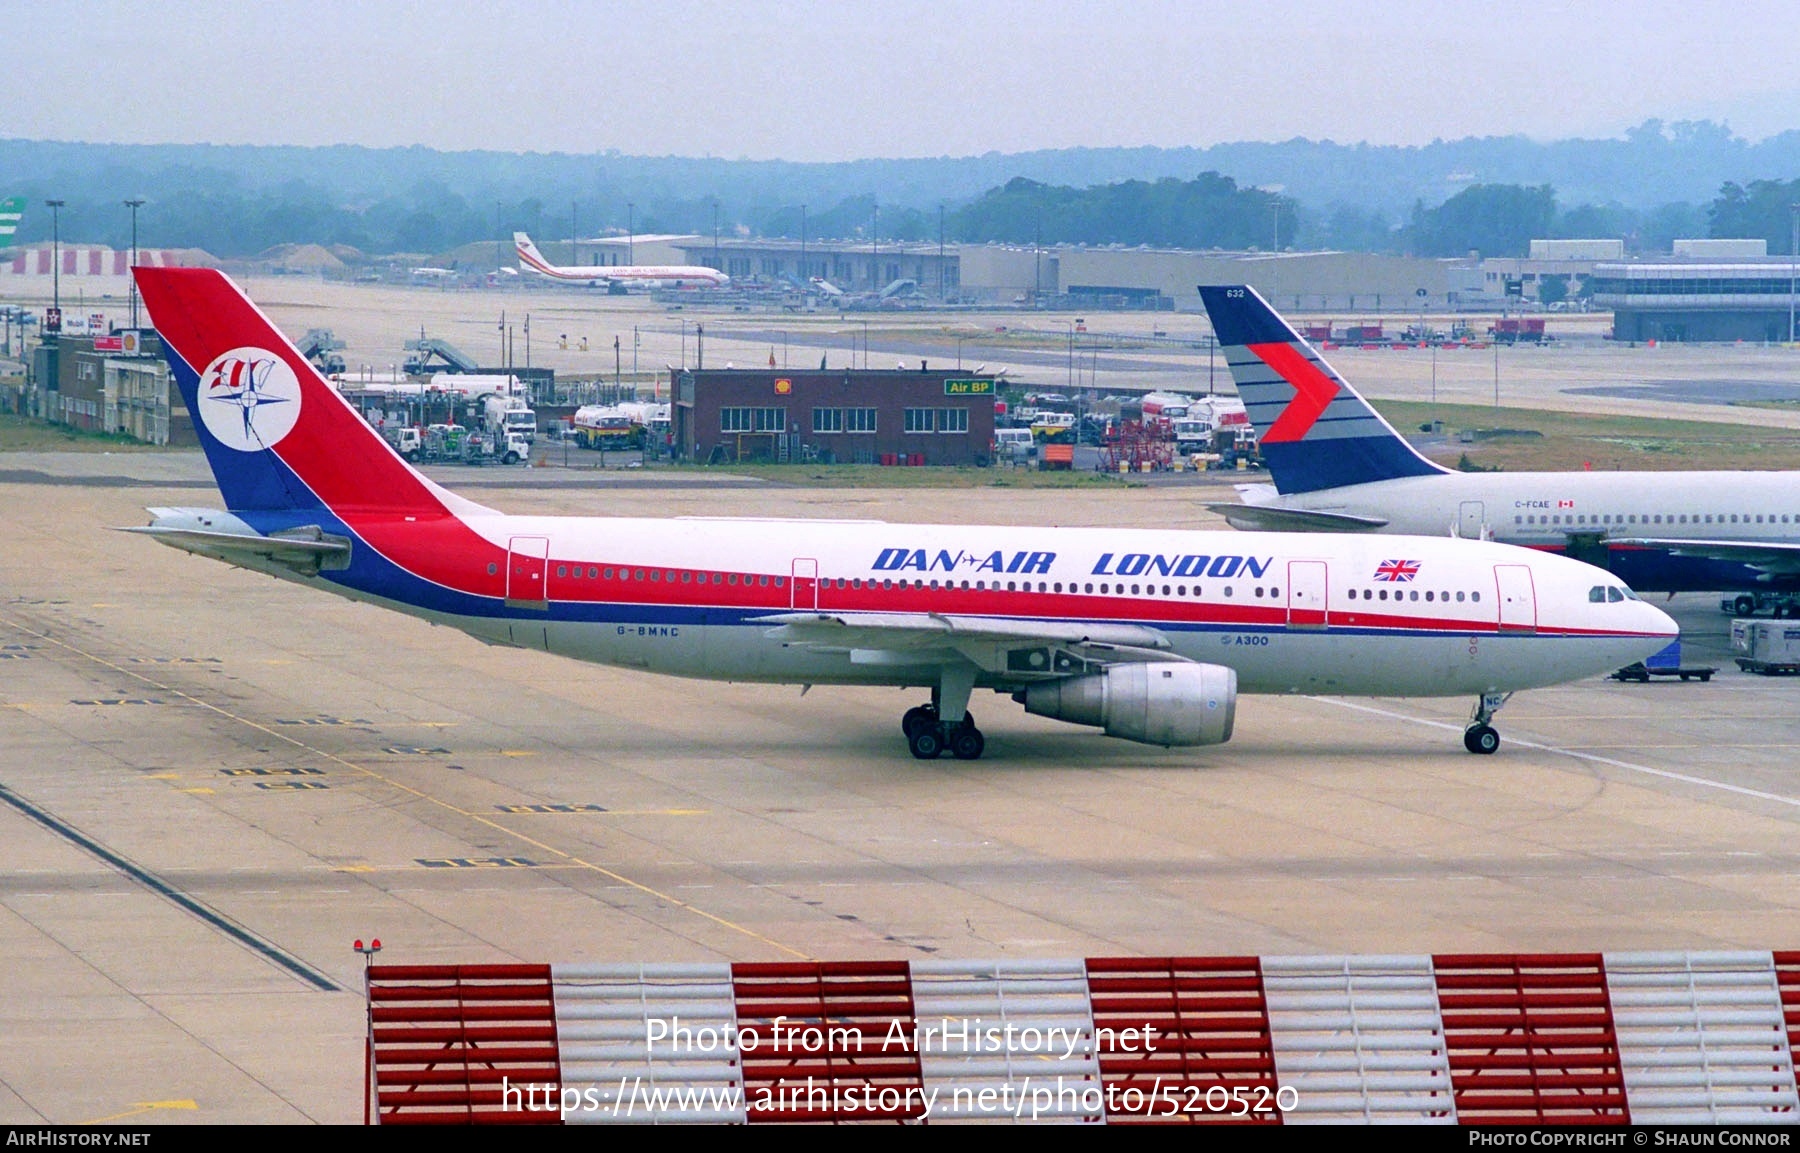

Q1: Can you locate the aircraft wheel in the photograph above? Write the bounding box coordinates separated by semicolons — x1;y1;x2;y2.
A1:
908;725;945;760
1463;724;1500;755
949;725;985;761
901;705;937;739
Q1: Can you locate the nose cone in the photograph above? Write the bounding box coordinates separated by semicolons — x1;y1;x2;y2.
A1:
1641;599;1679;642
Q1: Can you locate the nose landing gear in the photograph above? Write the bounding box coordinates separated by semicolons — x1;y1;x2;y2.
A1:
1463;692;1511;755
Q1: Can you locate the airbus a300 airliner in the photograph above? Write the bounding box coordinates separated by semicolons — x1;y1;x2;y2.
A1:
128;269;1674;758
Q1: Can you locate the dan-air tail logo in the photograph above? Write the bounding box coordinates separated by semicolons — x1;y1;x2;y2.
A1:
198;347;302;451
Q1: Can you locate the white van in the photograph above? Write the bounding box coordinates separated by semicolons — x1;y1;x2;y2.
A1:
994;428;1036;461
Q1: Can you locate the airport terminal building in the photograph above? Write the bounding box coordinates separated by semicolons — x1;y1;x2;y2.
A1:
671;368;997;466
665;237;1462;311
1592;260;1800;343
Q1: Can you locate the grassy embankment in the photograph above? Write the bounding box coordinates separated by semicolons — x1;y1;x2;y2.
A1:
1372;400;1800;471
0;413;175;452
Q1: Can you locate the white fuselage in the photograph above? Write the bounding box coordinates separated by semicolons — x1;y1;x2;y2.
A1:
264;516;1674;700
1257;470;1800;547
527;264;728;287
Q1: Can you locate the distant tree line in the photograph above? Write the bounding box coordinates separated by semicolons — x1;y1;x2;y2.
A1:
0;132;1794;261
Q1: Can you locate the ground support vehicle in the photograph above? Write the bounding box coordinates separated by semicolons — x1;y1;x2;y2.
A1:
1610;640;1716;682
1732;620;1800;675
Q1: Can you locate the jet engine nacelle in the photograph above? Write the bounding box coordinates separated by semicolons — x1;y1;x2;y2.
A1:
1018;662;1237;747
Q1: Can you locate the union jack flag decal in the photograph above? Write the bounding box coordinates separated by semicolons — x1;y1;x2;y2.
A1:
1374;558;1420;582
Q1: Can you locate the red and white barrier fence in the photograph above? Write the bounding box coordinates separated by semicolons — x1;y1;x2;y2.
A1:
363;950;1800;1124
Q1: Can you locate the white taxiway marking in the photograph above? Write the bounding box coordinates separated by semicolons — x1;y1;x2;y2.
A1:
1319;697;1800;812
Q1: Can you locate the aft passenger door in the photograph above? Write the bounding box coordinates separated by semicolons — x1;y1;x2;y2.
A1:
1493;564;1537;632
791;557;818;610
1286;560;1328;629
506;536;550;610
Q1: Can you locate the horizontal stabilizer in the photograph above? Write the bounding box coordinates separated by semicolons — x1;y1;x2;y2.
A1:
120;508;350;575
1205;503;1389;533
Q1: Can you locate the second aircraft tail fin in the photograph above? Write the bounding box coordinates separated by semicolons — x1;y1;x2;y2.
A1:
1198;284;1449;495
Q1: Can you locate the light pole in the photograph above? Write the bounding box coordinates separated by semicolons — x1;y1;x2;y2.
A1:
627;202;634;265
1066;321;1074;391
45;199;65;323
938;203;946;301
1493;331;1501;409
1270;199;1281;307
1432;337;1439;417
1033;213;1041;303
125;198;144;329
1789;203;1798;345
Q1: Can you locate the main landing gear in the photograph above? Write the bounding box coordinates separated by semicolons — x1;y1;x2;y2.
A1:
1463;692;1512;755
903;664;985;760
902;705;985;760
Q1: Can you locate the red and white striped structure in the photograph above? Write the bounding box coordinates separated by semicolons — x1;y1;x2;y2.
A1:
4;246;186;276
364;950;1800;1125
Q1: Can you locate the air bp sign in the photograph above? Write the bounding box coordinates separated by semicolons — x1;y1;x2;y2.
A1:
944;378;993;396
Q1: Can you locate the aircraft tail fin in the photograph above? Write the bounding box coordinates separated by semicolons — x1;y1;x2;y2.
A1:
0;197;23;243
1198;284;1449;494
513;232;554;276
133;266;487;519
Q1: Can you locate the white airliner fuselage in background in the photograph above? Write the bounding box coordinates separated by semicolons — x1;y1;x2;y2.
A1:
1197;285;1800;601
127;269;1674;759
513;232;728;289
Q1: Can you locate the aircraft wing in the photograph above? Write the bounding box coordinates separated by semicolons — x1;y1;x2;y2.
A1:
1609;537;1800;575
1205;503;1389;532
120;507;351;576
753;611;1188;677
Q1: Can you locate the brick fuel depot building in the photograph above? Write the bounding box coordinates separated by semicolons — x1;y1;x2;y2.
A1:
671;368;998;466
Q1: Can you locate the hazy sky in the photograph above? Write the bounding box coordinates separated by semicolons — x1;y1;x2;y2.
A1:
15;1;1800;159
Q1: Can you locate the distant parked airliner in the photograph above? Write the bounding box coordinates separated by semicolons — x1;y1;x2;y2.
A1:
513;232;728;289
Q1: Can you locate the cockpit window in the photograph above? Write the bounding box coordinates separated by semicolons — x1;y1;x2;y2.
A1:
1589;586;1606;603
1607;587;1624;603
